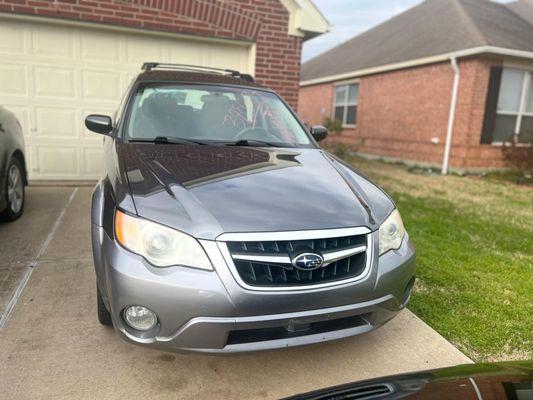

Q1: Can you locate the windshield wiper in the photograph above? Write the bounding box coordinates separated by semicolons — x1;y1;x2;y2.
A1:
224;139;286;148
129;136;208;145
129;137;289;147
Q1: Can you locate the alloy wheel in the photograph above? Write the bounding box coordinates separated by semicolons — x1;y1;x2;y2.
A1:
7;164;23;214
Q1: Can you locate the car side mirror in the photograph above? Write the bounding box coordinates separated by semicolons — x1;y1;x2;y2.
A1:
85;114;113;135
310;125;328;142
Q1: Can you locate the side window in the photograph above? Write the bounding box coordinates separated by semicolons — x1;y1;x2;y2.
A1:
333;83;359;126
492;68;533;143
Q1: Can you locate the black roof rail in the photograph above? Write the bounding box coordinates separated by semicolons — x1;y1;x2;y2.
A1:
141;62;254;82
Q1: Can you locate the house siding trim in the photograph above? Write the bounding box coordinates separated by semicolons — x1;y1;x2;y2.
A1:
300;46;533;87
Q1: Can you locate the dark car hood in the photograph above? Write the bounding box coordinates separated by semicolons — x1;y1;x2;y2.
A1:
283;361;533;400
121;143;394;240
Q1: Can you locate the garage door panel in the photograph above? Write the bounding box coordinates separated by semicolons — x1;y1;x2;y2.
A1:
82;70;122;101
36;107;78;138
126;36;165;64
0;64;28;96
31;27;74;59
169;41;209;66
0;24;26;55
0;18;253;180
82;148;104;176
81;32;121;62
37;146;78;176
34;66;76;98
207;44;249;72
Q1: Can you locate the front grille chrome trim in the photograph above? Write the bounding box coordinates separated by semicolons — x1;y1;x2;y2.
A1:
217;230;374;292
231;253;291;264
231;244;367;267
323;244;366;266
216;226;371;242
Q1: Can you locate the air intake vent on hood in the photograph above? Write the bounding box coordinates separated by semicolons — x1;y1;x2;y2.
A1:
298;383;393;400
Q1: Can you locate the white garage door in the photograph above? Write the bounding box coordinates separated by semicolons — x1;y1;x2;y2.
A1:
0;18;253;180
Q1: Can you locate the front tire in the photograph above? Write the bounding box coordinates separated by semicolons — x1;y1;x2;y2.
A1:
97;285;113;326
0;157;25;222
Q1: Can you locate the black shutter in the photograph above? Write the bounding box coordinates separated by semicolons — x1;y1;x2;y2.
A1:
480;66;503;144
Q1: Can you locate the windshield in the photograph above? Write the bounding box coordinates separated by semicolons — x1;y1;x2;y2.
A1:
126;84;311;147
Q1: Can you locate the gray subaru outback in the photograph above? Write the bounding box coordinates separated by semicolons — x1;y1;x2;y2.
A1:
86;63;415;354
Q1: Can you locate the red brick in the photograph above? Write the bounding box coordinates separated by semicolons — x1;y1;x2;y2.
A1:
12;5;34;13
299;58;507;169
80;13;102;22
114;11;134;18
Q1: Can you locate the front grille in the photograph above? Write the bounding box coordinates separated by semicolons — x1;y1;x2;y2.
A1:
226;234;369;287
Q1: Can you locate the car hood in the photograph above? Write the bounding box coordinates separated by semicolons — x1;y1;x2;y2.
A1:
121;143;394;240
283;361;533;400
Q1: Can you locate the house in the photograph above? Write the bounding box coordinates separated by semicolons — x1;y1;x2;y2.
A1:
0;0;328;181
298;0;533;172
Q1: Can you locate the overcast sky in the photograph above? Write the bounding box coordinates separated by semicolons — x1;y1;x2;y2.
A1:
302;0;513;62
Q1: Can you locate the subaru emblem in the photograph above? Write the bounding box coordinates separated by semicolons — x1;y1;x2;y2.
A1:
291;252;324;270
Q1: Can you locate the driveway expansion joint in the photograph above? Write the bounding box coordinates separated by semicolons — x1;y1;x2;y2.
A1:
0;187;78;331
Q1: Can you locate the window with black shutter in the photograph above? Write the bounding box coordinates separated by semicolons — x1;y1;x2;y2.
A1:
482;67;533;144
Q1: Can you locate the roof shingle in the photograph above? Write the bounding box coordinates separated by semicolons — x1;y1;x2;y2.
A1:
301;0;533;83
505;0;533;25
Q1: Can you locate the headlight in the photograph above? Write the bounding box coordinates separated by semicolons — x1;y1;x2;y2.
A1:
115;210;212;270
379;209;406;255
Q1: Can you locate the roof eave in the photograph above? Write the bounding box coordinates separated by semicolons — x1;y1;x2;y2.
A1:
300;46;533;86
279;0;330;41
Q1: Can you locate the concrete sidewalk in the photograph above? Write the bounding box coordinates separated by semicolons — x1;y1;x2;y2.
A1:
0;187;471;399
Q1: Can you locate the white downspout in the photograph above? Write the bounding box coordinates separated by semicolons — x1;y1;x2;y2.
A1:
442;57;460;175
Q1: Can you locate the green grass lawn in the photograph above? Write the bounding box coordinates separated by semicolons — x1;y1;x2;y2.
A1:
337;152;533;362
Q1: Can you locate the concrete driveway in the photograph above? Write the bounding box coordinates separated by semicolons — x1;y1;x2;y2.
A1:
0;187;471;399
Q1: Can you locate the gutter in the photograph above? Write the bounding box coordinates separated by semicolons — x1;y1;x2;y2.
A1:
300;46;533;86
442;57;460;175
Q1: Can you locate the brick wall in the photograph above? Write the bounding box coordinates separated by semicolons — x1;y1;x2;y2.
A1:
453;58;505;169
298;82;333;127
0;0;302;108
298;58;509;170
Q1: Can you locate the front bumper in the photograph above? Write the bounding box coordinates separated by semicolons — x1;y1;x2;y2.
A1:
92;227;415;354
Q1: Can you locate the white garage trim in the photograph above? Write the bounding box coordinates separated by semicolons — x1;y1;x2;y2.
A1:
0;14;255;181
0;13;254;46
1;13;257;78
278;0;330;39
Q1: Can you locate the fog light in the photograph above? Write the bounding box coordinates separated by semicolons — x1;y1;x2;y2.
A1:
123;306;157;331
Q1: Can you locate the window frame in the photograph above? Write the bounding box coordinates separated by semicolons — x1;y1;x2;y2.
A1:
493;67;533;145
333;81;359;128
114;78;136;131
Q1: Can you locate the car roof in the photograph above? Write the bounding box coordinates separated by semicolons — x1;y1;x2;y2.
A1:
135;70;265;89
